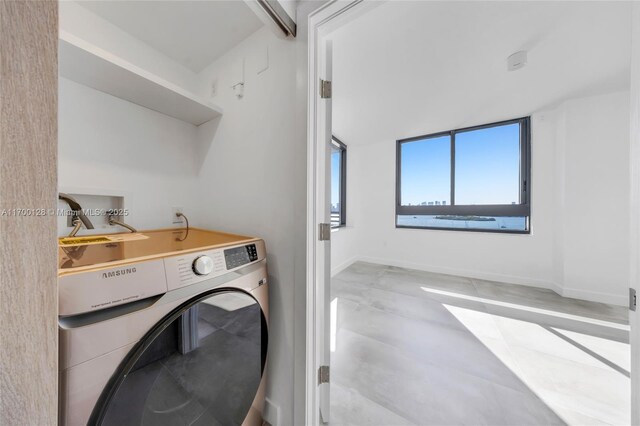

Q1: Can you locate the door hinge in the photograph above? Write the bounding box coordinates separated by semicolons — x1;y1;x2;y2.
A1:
318;365;330;384
318;223;331;241
320;79;332;99
630;288;637;311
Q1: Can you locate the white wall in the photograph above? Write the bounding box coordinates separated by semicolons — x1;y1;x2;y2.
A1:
58;1;206;235
331;227;359;274
192;26;302;426
58;78;199;235
559;92;630;303
332;91;631;306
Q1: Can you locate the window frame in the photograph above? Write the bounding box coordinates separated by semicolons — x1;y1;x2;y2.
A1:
395;117;531;234
331;136;347;228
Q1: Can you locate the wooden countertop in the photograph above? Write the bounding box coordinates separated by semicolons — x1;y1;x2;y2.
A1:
58;228;259;276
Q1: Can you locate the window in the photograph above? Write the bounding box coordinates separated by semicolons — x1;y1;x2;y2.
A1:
331;137;347;227
396;117;530;233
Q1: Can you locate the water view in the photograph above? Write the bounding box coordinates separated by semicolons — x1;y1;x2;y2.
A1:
397;215;528;232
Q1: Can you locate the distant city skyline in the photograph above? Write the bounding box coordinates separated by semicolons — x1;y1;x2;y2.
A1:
405;200;448;206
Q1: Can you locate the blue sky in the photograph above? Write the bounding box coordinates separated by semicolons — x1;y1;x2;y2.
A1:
401;123;521;206
331;148;341;206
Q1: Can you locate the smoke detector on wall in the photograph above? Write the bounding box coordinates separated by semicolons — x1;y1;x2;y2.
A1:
507;50;528;71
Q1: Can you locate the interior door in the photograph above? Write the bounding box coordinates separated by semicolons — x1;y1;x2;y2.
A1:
317;39;333;424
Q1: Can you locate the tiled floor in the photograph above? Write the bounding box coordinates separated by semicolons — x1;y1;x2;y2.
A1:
330;262;630;426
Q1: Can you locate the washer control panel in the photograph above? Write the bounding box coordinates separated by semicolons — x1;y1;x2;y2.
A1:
164;240;265;291
58;239;266;316
224;244;259;270
193;255;214;275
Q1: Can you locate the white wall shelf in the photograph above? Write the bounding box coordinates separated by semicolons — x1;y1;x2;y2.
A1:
59;32;223;126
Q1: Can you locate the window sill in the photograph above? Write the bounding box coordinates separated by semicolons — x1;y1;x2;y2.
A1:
395;225;530;235
331;225;353;233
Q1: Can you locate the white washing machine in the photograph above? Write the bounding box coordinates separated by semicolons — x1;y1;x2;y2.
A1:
57;228;269;426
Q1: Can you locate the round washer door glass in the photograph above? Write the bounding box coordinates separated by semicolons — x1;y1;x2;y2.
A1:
95;290;267;426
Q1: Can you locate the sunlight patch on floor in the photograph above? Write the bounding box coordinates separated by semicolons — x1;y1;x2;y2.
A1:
422;286;629;330
331;297;338;353
442;302;631;425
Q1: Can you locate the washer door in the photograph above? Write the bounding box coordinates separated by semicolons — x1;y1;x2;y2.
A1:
91;289;267;426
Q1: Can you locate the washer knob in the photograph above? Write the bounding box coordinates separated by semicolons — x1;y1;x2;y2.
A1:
193;255;214;276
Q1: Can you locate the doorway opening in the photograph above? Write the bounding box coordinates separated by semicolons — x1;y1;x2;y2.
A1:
308;1;639;425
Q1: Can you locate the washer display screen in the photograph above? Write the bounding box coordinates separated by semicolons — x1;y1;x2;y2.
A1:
224;244;258;270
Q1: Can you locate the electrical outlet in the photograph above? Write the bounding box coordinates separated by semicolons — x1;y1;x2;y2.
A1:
172;207;183;224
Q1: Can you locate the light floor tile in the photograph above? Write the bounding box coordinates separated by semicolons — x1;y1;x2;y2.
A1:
334;300;529;393
334;278;471;332
330;383;415;426
332;329;563;426
507;346;630;425
553;406;614;426
472;278;627;325
552;328;630;372
493;315;626;370
331;262;630;426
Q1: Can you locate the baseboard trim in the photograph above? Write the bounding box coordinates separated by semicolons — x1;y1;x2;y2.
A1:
332;255;627;307
338;256;627;307
357;255;559;290
561;286;628;307
331;256;358;277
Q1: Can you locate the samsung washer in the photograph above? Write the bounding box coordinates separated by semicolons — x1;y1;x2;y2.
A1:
57;228;269;426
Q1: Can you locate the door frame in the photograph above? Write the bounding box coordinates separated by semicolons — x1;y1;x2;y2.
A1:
630;4;640;425
305;1;381;424
0;1;59;424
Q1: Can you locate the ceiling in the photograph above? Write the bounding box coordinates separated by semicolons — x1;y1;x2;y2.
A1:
78;1;264;73
330;1;632;146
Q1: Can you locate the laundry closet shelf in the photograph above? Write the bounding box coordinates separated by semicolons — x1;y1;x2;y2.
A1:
59;32;223;126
